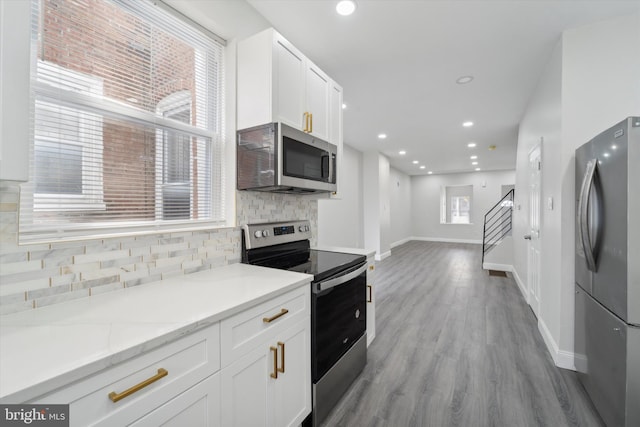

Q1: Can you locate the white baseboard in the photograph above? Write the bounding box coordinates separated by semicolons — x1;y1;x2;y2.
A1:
511;267;528;303
411;236;482;245
375;250;391;261
538;317;576;370
390;237;412;248
482;262;512;272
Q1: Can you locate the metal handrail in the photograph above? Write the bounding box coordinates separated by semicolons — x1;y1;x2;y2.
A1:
482;189;514;265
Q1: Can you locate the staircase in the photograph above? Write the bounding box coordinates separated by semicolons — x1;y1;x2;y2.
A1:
482;189;514;266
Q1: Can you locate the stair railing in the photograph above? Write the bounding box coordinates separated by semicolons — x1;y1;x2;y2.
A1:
482;189;514;265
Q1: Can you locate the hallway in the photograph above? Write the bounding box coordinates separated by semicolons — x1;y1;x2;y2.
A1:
322;241;604;427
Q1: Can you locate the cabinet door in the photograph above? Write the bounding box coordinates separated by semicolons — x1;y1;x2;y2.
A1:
129;373;221;427
273;318;311;427
329;81;343;198
273;34;306;131
221;344;273;427
366;260;376;346
305;62;330;141
0;0;30;181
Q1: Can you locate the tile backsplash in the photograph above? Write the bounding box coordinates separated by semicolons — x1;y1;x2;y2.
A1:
0;181;318;315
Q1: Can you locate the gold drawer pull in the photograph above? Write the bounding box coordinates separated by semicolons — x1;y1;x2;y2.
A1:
369;265;375;271
263;308;288;323
270;346;278;379
277;341;285;374
367;285;373;303
109;368;168;403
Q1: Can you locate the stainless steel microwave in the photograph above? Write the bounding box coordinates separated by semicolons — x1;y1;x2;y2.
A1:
237;122;337;194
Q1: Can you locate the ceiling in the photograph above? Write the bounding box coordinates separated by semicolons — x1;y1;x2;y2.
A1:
243;0;639;176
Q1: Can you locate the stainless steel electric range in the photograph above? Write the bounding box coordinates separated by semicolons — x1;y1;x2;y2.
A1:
241;220;367;426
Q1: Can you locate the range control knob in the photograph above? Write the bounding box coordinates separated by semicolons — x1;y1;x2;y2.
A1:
254;230;263;238
262;229;271;237
299;225;305;232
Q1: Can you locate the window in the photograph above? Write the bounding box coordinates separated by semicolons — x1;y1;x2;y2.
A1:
440;185;473;224
20;0;225;243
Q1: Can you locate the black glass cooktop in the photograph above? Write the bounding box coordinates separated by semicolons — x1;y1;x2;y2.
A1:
287;250;365;282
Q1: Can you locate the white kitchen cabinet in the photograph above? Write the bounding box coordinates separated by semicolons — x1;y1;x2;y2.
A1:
36;323;221;427
129;373;220;427
329;81;344;198
0;0;31;181
221;317;311;427
366;256;376;346
237;28;332;143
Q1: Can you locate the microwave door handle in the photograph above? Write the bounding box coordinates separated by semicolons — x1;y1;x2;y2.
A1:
321;153;330;181
579;159;598;272
329;153;336;184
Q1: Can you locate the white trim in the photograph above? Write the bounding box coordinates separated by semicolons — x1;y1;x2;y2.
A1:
512;267;528;302
375;250;391;261
390;237;411;248
482;262;512;272
411;236;482;245
538;317;576;370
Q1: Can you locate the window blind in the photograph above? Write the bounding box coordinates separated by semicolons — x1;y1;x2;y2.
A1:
20;0;225;243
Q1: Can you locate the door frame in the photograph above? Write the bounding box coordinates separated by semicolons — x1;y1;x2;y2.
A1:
527;142;542;318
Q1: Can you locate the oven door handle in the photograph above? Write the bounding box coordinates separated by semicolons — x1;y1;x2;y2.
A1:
315;262;367;293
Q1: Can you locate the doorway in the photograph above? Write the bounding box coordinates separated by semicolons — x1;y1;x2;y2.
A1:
527;143;542;318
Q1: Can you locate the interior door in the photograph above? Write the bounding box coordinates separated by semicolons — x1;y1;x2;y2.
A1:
527;144;542;317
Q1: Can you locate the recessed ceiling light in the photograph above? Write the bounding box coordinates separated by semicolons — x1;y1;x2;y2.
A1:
412;160;419;164
611;144;617;150
468;142;477;148
378;133;387;139
456;76;474;84
463;121;474;127
475;167;481;171
603;152;610;157
399;150;406;155
472;161;478;165
420;165;426;169
470;155;478;159
428;171;433;175
336;0;357;16
342;103;347;109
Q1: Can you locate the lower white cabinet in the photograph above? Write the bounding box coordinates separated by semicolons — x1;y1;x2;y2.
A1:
130;373;220;427
221;316;311;427
366;255;376;346
30;285;311;427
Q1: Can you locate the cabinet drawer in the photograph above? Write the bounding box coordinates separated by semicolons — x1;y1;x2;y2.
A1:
220;285;310;367
38;323;220;427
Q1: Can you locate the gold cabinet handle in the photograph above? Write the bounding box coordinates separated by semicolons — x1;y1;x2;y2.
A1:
367;285;373;303
303;112;309;132
309;113;313;133
270;346;278;379
369;265;375;271
277;341;285;374
263;308;288;323
108;368;168;403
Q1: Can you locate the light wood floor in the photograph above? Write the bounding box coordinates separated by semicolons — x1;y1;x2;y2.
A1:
321;241;604;427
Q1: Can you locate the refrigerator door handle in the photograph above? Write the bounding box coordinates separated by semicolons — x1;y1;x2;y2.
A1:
578;159;598;272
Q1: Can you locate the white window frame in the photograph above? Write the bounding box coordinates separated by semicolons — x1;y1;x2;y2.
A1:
34;60;105;211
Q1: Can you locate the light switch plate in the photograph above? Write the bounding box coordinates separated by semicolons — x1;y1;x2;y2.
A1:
547;197;554;210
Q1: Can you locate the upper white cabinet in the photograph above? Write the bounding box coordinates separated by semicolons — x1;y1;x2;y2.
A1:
329;81;344;197
0;0;31;182
237;28;336;144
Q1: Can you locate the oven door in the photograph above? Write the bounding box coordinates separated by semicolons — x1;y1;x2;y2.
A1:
311;261;367;381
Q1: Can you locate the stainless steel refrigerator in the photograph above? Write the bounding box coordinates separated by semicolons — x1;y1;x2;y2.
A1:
575;116;640;427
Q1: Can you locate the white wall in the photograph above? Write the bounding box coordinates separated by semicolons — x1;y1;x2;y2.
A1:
389;167;412;247
514;13;640;369
514;40;563;362
318;144;364;248
411;170;515;243
559;13;640;356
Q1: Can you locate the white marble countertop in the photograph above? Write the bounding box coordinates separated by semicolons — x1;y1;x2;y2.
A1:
313;245;376;258
0;263;312;403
